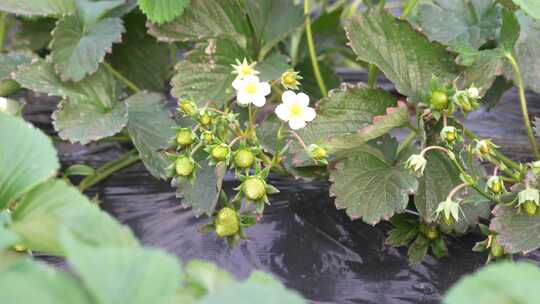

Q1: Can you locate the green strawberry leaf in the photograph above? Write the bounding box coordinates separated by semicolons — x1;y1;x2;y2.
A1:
243;0;304;57
0;225;18;250
138;0;191;24
490;204;540;254
61;233;180;304
409;0;501;49
10;179;138;255
173;160;227;216
183;260;235;293
14;59;127;144
108;12;170;91
509;11;540;94
289;84;397;165
0;0;76;17
255;52;290;82
444;262;540;304
0;114;59;210
50;15;125;81
346;8;459;103
0;259;92;304
171;39;247;107
7;18;55;51
148;0;250;48
512;0;540;19
125;92;176;180
329;148;418;224
407;235;430;265
0;51;35;81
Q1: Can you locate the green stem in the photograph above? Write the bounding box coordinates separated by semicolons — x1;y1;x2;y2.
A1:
397;130;417;155
304;0;327;97
103;62;141;94
271;123;284;165
448;156;502;203
0;12;7;52
78;150;140;192
505;53;540;159
367;64;378;88
401;0;418;19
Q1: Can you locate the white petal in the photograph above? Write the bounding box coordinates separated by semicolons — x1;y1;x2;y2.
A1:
297;92;310;107
243;75;259;83
259;82;271;96
289;118;306;130
252;94;266;107
232;78;244;91
275;104;290;121
282;90;296;105
237;92;252;106
302;107;316;121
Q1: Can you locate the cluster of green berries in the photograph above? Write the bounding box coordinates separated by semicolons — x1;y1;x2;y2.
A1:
425;77;480;119
170;98;281;241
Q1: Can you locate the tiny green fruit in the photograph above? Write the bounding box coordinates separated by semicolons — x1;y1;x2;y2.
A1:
211;144;230;161
442;213;455;226
522;201;538;216
199;111;212;126
175;156;195;177
234;149;255;168
308;144;327;161
201;131;214;144
490;239;504;258
430;91;449;111
243;177;266;201
176;129;194;146
215;207;239;237
420;224;439;240
179;99;197;116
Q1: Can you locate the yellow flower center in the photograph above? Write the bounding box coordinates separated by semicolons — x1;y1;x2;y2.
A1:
284;75;296;85
241;66;253;77
290;103;303;117
245;82;257;94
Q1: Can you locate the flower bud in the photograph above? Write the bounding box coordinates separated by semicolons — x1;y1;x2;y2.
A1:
175;155;195;177
429;91;449;111
243;177;267;201
467;87;479;99
280;69;302;90
486;176;505;195
490;237;504;258
531;161;540;176
440;126;459;145
405;154;427;177
436;198;461;225
215;207;240;237
178;99;197;116
176;128;195;147
234;149;255;169
308;144;328;161
210;143;230;162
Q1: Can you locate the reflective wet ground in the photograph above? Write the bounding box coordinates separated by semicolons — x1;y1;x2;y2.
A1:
24;77;540;304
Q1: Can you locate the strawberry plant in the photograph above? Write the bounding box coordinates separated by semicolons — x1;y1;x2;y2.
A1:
1;0;540;293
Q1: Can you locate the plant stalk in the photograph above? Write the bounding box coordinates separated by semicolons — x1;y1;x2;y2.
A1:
505;53;540;160
103;62;141;94
367;64;378;88
78;150;141;192
304;0;328;97
0;12;7;52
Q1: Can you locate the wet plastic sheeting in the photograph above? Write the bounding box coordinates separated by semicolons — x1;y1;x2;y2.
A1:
24;86;540;303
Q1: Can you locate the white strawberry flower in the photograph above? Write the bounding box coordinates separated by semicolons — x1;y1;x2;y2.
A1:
275;90;316;130
232;75;271;107
0;97;7;112
231;58;259;79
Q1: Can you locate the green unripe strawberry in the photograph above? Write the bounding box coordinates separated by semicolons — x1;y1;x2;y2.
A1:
215;207;239;237
243;177;266;201
199;111;212;126
490;239;504;258
179;99;197;116
522;201;538;216
201;131;214;145
176;128;194;147
420;223;439;240
430;91;449;111
308;144;327;161
175;156;195;177
211;144;230;162
234;149;255;169
442;213;455;226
